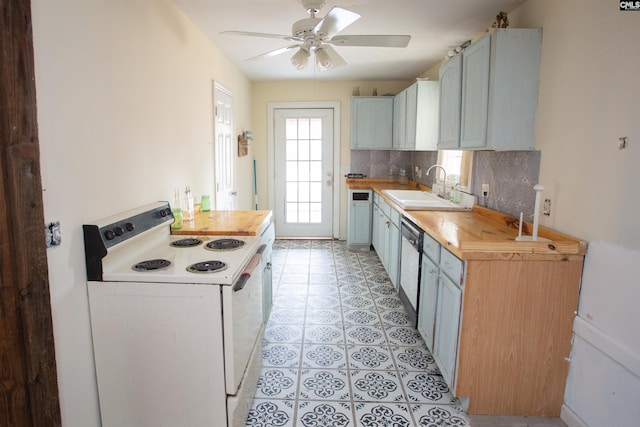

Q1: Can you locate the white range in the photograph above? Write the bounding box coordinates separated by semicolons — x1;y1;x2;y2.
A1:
83;202;274;427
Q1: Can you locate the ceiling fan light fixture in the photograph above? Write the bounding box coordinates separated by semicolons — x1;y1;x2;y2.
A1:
315;46;332;70
290;47;310;70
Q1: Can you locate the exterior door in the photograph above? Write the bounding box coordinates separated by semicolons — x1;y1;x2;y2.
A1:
213;83;236;210
274;108;333;237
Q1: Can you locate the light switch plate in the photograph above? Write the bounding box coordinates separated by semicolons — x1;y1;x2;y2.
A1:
45;221;62;248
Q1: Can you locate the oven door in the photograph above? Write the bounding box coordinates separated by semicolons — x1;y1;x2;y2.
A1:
222;252;264;395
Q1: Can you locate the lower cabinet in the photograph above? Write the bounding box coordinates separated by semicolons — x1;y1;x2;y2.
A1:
417;255;438;351
432;272;462;389
415;229;583;416
347;190;372;250
417;237;464;390
387;219;401;288
371;193;401;288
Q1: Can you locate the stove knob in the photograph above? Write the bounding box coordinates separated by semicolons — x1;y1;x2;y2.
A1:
104;229;115;240
165;208;172;217
160;209;167;217
114;226;124;236
125;222;135;232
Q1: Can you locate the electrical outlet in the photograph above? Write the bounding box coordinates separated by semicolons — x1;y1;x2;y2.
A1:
543;198;551;216
482;183;489;197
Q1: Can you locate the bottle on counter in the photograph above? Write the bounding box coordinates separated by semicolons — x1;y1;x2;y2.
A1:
183;186;194;221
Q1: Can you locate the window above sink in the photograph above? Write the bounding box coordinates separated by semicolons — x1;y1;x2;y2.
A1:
437;150;473;194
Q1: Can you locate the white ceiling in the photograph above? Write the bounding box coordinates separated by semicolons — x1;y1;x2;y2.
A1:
172;0;527;81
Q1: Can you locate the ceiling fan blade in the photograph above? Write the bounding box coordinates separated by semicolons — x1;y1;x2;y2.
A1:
244;45;300;61
317;45;347;69
314;7;360;37
328;34;411;48
221;30;301;43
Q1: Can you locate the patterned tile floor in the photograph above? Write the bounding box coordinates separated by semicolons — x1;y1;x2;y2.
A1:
246;239;568;427
246;239;469;427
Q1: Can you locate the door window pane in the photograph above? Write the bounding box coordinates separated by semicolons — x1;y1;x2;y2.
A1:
309;161;322;182
286;140;298;160
298;119;310;139
298;140;310;161
286;119;298;139
286;161;298;181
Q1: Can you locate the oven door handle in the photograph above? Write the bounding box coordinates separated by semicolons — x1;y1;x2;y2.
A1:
232;252;262;292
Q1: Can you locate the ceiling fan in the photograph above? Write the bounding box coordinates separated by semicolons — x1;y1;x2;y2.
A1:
221;0;411;71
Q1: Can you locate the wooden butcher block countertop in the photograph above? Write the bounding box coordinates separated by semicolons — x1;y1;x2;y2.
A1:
347;179;587;260
171;210;272;236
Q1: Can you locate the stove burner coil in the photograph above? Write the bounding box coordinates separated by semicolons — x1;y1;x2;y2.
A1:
132;259;172;272
205;238;245;251
170;238;203;248
186;260;228;274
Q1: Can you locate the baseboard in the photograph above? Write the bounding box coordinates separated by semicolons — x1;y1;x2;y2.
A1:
561;404;589;427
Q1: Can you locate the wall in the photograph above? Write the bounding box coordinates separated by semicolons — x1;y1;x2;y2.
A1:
251;81;410;239
31;0;252;425
509;0;639;247
508;1;640;425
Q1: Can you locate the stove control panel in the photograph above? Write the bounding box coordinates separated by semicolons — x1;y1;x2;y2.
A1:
83;202;173;280
96;205;172;247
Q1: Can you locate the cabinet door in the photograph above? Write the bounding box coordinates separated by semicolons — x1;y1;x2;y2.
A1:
381;215;390;271
392;90;406;149
418;256;439;351
433;274;462;389
404;84;417;149
371;204;382;250
263;260;273;324
351;97;393;149
387;222;401;288
348;201;372;247
460;34;490;149
372;204;387;263
438;54;462;149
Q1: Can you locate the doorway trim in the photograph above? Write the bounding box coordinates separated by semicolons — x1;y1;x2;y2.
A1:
267;101;341;239
213;81;236;210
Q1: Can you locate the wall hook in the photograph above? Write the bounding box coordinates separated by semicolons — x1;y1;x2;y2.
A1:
619;137;628;149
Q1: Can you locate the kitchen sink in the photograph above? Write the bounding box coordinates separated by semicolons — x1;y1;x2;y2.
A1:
382;189;472;211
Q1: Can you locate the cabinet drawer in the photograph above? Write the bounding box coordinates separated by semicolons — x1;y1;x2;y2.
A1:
440;248;463;285
373;192;381;206
389;207;401;226
423;233;440;263
381;199;392;218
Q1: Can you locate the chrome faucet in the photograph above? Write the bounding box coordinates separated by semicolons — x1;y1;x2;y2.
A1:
426;164;448;198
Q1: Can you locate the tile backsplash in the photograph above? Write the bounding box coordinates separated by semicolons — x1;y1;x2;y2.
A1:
349;150;414;181
350;149;541;219
471;151;541;218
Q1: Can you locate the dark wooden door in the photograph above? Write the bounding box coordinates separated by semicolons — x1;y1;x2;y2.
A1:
1;0;62;425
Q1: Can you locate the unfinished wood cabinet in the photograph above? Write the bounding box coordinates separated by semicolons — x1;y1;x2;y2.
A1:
452;256;583;416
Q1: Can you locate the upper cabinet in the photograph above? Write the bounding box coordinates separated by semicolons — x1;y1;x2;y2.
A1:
438;29;542;151
350;96;394;150
393;80;439;151
438;55;462;149
392;90;406;149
